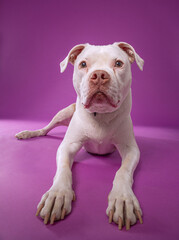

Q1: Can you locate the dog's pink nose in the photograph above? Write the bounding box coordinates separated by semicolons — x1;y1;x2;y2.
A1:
90;70;110;85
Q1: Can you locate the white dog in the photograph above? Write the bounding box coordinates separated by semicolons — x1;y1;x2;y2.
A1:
16;42;144;230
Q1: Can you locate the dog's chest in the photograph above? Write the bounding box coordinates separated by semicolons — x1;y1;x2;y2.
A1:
83;119;116;155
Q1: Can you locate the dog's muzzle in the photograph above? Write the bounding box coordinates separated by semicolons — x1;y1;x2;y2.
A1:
82;70;119;109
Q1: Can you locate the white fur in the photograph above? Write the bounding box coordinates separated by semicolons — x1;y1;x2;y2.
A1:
16;42;144;227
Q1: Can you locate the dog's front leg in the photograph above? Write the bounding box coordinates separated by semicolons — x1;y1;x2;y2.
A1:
107;145;143;230
107;120;143;230
36;122;84;224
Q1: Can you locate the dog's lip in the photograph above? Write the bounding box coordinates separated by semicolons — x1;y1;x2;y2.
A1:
83;91;120;109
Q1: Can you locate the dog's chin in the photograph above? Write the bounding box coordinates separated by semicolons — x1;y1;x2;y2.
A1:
86;104;118;114
83;92;120;114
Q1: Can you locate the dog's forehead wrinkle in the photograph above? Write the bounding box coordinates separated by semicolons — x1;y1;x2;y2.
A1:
81;45;126;64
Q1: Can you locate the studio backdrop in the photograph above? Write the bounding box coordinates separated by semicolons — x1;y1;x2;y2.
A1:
0;0;179;128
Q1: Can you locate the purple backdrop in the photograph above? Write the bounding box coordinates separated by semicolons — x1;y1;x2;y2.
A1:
0;0;179;128
1;1;179;240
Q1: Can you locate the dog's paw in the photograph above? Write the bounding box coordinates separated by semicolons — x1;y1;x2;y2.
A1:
106;184;143;230
15;130;45;139
36;187;75;225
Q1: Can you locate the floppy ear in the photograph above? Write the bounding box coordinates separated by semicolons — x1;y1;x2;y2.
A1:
114;42;144;71
60;44;87;73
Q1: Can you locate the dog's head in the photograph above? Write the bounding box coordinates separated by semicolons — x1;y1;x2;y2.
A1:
60;42;144;113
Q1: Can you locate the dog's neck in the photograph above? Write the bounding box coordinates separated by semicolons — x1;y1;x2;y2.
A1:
76;89;132;125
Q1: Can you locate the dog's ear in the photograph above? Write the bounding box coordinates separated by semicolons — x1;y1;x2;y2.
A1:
114;42;144;71
60;44;87;73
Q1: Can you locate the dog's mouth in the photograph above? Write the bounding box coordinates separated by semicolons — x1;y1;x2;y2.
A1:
83;91;119;109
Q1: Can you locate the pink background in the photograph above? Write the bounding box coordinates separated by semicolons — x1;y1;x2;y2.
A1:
1;1;179;240
0;0;179;128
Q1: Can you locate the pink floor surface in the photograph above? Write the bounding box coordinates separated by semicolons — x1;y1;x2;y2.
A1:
0;120;179;240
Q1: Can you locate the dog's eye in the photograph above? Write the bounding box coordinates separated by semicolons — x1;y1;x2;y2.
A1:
80;61;87;68
115;61;123;68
